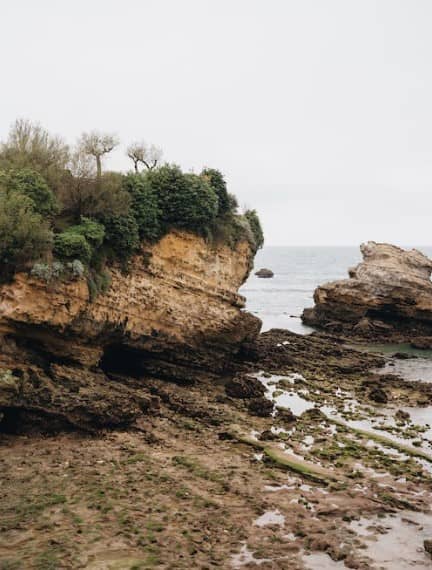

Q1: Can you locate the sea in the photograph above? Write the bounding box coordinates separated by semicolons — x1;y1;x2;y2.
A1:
240;245;432;334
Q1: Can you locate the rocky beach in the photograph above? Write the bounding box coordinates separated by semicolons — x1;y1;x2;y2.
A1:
1;239;432;569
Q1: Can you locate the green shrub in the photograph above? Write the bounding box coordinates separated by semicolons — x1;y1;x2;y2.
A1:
68;217;105;248
53;231;92;262
0;190;52;277
101;214;140;261
244;209;264;250
0;168;57;216
146;165;218;235
123;173;161;241
201;168;232;215
87;269;112;301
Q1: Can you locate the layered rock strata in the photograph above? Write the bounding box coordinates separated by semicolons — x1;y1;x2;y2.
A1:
0;231;260;431
302;241;432;340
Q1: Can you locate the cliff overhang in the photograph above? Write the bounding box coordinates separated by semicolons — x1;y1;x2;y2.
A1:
0;230;261;432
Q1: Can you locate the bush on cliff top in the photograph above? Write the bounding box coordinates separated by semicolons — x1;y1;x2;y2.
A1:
0;189;53;279
0;119;264;284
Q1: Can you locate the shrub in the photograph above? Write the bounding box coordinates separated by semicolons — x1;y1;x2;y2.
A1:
53;231;92;263
244;209;264;250
123;173;161;241
31;261;64;282
201;168;232;215
146;165;218;235
0;168;57;216
101;214;140;261
59;168;131;219
68;217;105;248
0;190;52;276
67;259;85;278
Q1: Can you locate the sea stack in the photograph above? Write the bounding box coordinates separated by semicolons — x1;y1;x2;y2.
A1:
302;241;432;341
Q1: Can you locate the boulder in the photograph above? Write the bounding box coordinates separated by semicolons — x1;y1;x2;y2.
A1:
368;387;388;404
248;397;274;417
302;242;432;339
275;406;297;423
225;375;266;399
424;539;432;557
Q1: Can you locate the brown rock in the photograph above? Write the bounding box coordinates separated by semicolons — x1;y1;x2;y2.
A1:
368;387;388;404
424;539;432;556
225;375;266;399
0;231;261;430
247;397;273;417
302;242;432;338
275;406;296;423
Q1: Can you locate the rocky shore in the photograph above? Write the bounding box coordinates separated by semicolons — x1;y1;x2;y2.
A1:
1;238;432;568
2;325;432;568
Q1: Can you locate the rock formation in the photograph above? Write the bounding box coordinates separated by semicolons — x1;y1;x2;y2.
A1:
255;268;274;278
0;230;261;431
302;241;432;339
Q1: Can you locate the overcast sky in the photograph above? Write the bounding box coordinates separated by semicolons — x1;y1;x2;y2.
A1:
2;0;432;245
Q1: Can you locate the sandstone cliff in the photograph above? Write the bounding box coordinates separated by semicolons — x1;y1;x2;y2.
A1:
0;230;260;431
302;241;432;339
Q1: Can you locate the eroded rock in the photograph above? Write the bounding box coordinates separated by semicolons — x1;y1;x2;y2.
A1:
302;242;432;340
248;397;274;417
225;375;266;399
0;230;261;431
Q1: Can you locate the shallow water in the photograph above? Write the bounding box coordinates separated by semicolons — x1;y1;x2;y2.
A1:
257;373;315;416
350;511;432;569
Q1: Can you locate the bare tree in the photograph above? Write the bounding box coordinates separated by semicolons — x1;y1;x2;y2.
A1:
126;141;163;173
60;149;129;219
78;131;119;180
0;118;69;187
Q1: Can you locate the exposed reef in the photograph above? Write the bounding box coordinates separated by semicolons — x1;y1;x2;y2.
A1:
302;241;432;342
0;230;260;431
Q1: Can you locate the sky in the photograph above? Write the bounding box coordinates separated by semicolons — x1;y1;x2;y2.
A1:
2;0;432;246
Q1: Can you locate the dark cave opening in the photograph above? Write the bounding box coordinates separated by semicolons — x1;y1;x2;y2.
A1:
100;344;148;378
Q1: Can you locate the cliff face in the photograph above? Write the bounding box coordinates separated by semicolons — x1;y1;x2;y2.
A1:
302;241;432;338
0;231;260;431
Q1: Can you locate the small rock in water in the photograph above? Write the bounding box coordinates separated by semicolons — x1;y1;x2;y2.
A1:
248;397;274;417
393;351;416;360
395;409;410;422
255;268;274;278
276;406;297;423
368;387;388;404
301;407;326;421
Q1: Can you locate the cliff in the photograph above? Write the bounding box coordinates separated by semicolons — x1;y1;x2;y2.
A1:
302;241;432;339
0;230;260;431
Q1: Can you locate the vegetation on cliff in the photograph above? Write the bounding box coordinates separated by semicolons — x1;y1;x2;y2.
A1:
0;119;264;285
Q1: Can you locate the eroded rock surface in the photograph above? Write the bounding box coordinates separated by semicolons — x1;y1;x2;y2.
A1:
0;230;260;431
302;241;432;340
